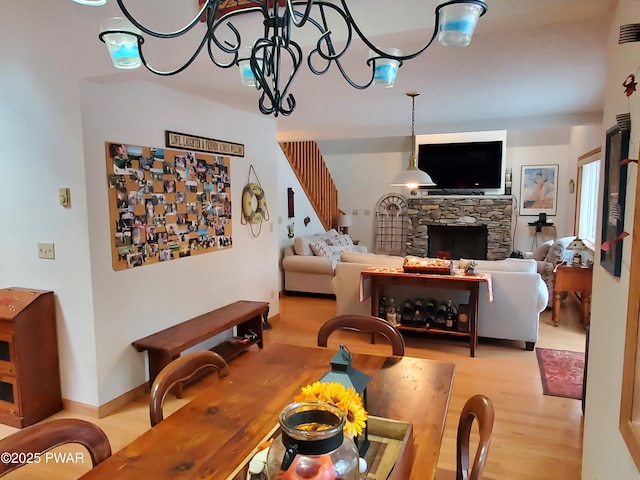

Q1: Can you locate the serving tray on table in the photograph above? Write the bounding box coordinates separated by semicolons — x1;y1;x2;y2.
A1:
226;416;414;480
403;257;453;275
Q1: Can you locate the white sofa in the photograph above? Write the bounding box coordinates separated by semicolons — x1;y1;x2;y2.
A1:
331;252;548;350
282;230;367;295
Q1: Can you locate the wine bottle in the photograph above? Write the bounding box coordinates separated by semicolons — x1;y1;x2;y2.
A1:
436;302;447;327
414;299;426;326
386;297;397;324
424;298;437;327
401;300;414;324
445;300;456;330
378;294;387;319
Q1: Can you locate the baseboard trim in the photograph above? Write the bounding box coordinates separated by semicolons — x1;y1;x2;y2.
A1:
63;382;149;419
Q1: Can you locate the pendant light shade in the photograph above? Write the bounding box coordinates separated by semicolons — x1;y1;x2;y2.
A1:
390;92;435;189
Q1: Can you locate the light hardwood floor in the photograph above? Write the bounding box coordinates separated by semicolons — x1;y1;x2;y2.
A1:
0;294;587;479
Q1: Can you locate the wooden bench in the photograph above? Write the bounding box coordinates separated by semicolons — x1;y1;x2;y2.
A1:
132;300;269;385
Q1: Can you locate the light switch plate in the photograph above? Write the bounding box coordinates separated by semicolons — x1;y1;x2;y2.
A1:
38;242;55;260
59;188;70;207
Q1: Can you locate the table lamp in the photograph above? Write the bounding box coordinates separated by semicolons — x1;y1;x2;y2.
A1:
568;238;587;266
336;214;353;235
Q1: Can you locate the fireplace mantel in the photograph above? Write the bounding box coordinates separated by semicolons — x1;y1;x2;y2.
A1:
406;195;514;260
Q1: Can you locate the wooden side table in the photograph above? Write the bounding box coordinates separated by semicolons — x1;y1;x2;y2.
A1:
552;265;593;327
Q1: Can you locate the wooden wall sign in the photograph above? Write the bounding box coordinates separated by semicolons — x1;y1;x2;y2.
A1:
165;130;244;157
106;142;233;271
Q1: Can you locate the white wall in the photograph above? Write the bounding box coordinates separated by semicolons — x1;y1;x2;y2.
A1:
0;1;281;407
582;0;640;477
275;149;325;289
81;80;280;405
323;151;409;250
0;1;115;406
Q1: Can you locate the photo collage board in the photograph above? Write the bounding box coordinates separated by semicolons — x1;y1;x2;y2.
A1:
106;142;232;271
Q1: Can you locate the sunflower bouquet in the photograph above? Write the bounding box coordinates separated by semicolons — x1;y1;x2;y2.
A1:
294;381;368;437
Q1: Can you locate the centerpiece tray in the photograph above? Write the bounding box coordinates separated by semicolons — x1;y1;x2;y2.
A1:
403;256;453;275
226;416;414;480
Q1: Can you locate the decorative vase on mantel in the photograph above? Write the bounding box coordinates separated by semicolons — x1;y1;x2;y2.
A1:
265;401;360;480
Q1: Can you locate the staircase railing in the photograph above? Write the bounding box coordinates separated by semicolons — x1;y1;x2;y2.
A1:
279;141;340;231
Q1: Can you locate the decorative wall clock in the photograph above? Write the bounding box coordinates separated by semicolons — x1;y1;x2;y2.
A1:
241;165;270;237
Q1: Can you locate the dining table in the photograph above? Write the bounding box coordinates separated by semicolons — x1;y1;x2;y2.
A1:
80;342;455;480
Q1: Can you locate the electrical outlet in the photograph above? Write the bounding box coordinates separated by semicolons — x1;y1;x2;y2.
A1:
364;209;370;216
37;242;55;260
352;209;358;215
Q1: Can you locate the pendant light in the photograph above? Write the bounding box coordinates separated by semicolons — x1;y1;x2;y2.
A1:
390;92;435;189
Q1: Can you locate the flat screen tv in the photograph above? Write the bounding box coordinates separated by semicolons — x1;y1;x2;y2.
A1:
417;140;503;193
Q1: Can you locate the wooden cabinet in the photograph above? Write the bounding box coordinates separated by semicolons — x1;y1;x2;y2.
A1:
0;287;62;428
552;265;593;327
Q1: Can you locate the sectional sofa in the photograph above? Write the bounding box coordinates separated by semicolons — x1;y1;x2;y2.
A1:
282;230;368;295
332;252;549;350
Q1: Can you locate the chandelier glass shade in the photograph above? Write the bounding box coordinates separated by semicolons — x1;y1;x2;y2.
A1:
72;0;107;5
89;0;487;117
390;92;435;189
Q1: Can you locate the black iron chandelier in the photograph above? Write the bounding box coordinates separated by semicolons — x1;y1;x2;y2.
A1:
75;0;488;117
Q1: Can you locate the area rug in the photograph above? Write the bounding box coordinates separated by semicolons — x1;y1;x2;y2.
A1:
535;348;584;400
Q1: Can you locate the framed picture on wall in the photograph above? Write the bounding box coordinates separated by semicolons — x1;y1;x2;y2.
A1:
600;124;630;277
519;164;559;216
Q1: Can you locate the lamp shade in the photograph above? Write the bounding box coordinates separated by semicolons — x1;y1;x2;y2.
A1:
391;92;436;189
336;214;353;228
568;238;586;251
390;167;435;189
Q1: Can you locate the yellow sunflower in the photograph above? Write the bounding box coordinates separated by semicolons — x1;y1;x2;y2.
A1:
339;394;368;437
320;382;348;405
294;382;367;436
294;381;325;402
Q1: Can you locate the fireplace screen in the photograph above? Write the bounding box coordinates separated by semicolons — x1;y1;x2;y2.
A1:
427;225;488;260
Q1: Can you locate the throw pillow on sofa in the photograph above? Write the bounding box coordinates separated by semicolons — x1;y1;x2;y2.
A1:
310;239;355;268
325;234;354;247
294;229;339;256
529;240;554;261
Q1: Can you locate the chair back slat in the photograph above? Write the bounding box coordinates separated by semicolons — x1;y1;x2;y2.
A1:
456;394;495;480
0;418;111;477
317;315;405;356
150;351;229;426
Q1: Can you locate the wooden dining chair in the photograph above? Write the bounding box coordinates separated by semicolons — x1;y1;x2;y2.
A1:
0;418;112;476
149;350;230;426
317;315;405;356
437;394;495;480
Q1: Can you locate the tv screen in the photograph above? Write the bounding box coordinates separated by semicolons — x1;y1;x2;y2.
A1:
417;140;503;191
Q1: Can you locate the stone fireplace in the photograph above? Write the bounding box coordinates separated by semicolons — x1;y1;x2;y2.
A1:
406;196;514;260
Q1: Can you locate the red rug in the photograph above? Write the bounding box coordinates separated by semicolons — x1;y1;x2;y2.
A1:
535;348;584;400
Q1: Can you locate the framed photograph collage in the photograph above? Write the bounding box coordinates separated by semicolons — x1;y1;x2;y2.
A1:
106;142;232;271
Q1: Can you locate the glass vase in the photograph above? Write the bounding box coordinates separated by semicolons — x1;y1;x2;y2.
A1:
266;401;359;480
